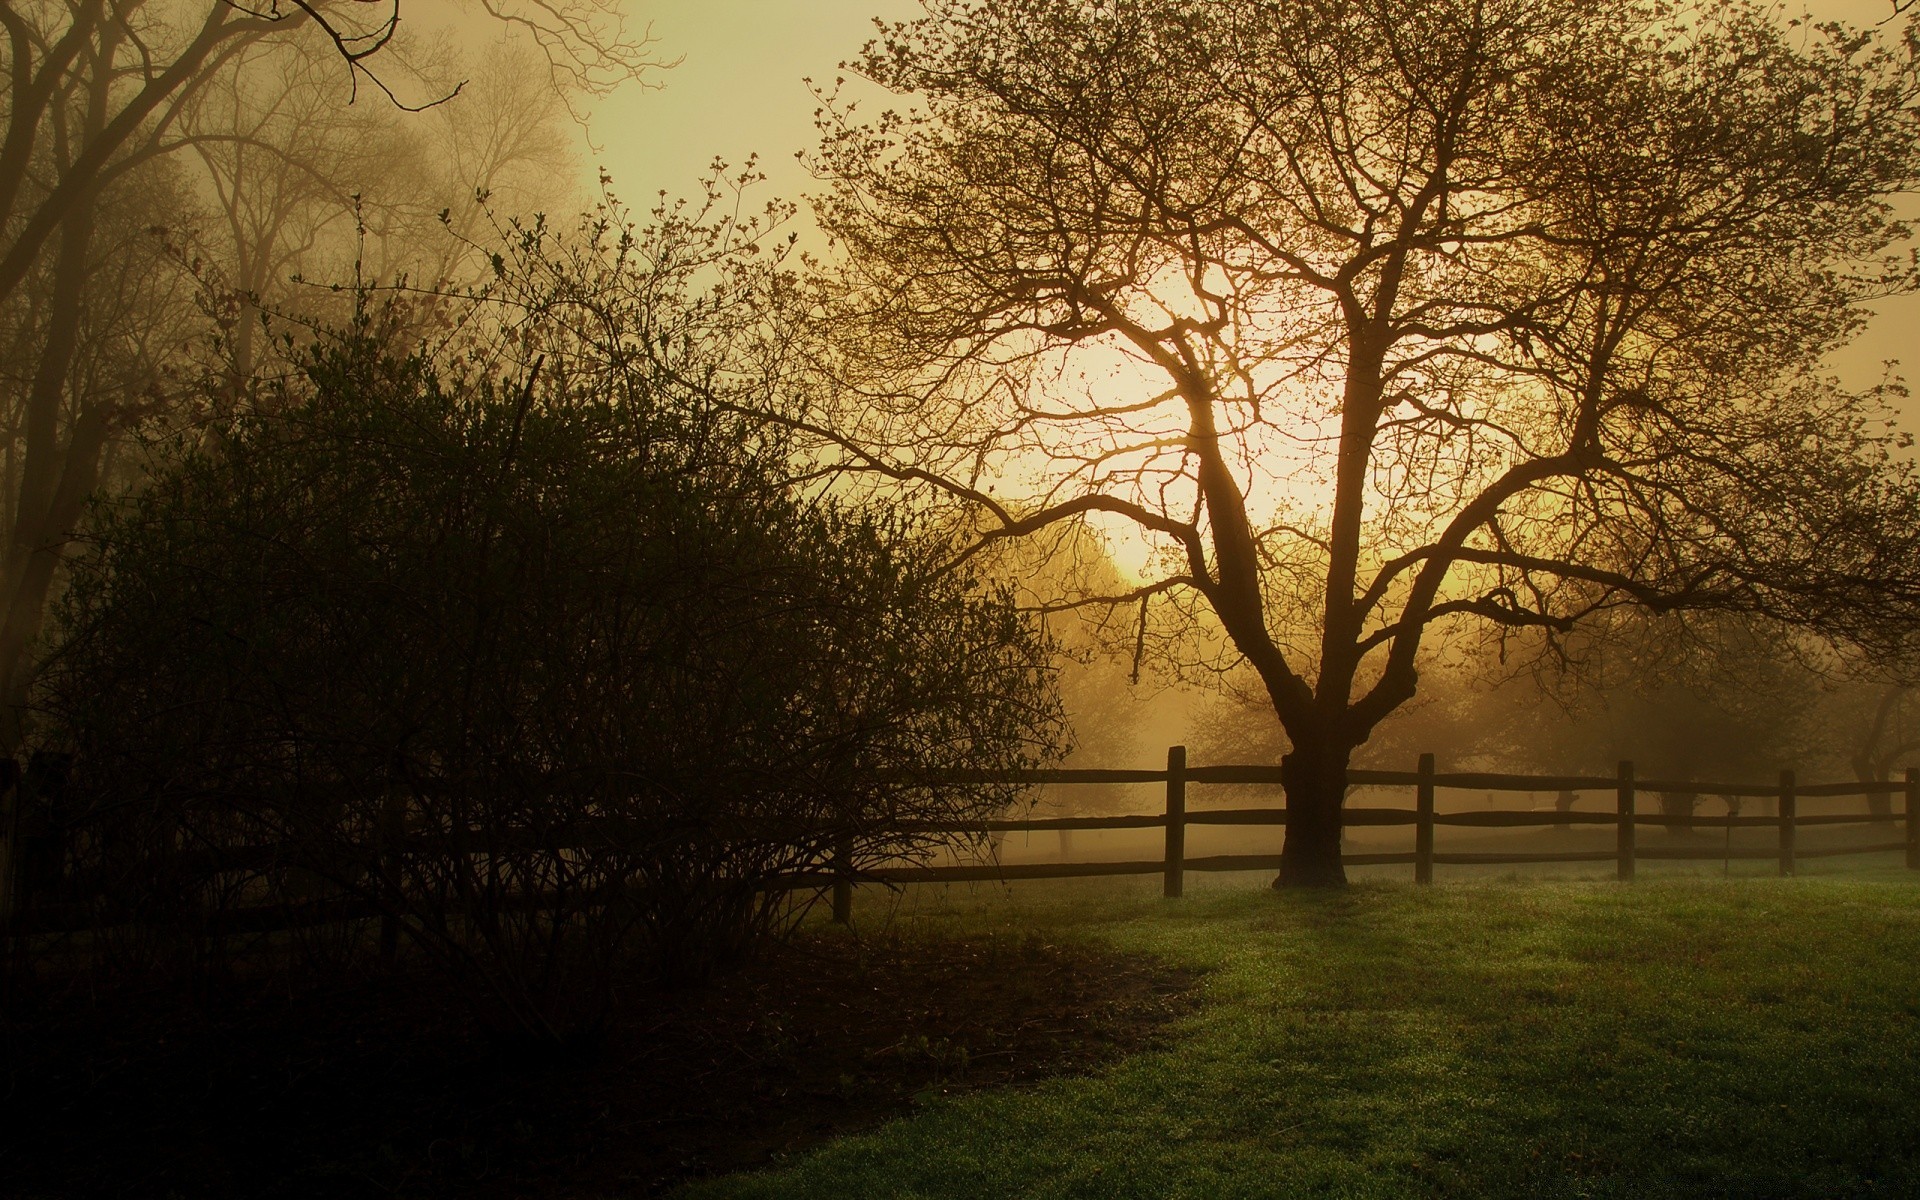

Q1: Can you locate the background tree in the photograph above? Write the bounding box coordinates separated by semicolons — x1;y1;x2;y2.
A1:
179;33;577;404
1846;685;1920;790
805;0;1920;885
0;0;652;748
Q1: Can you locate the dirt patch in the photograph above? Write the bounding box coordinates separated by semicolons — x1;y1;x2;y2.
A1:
3;933;1200;1198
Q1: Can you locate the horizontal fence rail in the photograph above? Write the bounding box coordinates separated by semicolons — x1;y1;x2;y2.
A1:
4;750;1918;939
830;750;1920;913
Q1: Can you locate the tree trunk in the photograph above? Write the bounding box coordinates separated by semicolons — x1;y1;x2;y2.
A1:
1852;685;1908;820
1851;754;1894;821
0;195;108;749
1659;791;1697;835
1275;742;1350;888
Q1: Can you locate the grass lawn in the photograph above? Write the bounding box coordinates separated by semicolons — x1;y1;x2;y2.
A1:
686;871;1920;1199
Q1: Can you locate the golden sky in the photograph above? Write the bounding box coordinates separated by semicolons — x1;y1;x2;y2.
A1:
592;0;920;207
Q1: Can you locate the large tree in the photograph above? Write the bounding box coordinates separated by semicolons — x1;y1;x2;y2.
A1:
807;0;1920;884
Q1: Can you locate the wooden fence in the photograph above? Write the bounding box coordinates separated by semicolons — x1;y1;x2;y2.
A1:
825;748;1920;919
4;748;1916;937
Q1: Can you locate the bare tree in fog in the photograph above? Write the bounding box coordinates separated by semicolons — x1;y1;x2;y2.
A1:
177;33;408;398
181;35;575;401
1815;674;1920;821
804;0;1920;885
0;0;654;746
0;153;203;566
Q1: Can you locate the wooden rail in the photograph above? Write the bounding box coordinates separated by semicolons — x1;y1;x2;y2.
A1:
828;751;1920;914
5;751;1918;938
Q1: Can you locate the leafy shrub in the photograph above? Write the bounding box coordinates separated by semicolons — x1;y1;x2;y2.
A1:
34;304;1064;1039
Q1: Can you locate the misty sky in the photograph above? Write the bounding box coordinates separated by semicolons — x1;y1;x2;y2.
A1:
589;0;1917;401
593;0;918;208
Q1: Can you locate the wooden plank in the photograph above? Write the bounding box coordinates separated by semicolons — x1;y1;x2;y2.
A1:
1185;853;1285;872
1183;809;1287;826
1627;813;1883;829
1909;768;1920;871
1633;844;1904;862
27;835;1916;941
1345;768;1421;787
868;763;1915;799
1780;770;1796;878
32;743;1920;948
981;814;1166;831
1416;753;1435;885
0;758;19;939
832;832;853;924
927;767;1170;785
1163;746;1187;899
1343;806;1419;826
1181;806;1418;827
1618;761;1636;882
1634;779;1791;799
1432;771;1618;793
377;791;404;965
865;860;1167;883
1184;764;1289;785
1187;852;1417;870
1432;851;1620;865
900;814;1168;833
824;849;1428;887
1790;780;1906;798
1791;841;1908;859
1434;811;1618;827
1774;813;1897;828
2;897;380;938
1340;852;1420;867
1186;764;1495;793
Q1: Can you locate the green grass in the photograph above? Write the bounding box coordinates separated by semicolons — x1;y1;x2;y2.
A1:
682;872;1920;1199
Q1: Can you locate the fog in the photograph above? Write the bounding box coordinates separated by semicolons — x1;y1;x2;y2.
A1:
10;0;1920;1193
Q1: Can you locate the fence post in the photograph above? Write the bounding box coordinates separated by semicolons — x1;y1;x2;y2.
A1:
1163;745;1187;899
1415;753;1435;885
1907;768;1919;871
1617;760;1636;882
0;758;19;937
1779;769;1796;878
832;831;854;924
377;790;405;966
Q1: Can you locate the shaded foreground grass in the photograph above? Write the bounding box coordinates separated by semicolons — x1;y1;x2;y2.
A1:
3;932;1195;1198
691;874;1920;1199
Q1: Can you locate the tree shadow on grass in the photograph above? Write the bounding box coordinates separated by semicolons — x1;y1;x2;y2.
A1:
2;931;1201;1199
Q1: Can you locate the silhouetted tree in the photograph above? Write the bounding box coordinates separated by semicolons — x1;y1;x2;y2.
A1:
803;0;1920;885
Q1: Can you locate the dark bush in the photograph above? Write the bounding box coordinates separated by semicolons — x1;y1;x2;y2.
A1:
31;298;1064;1038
